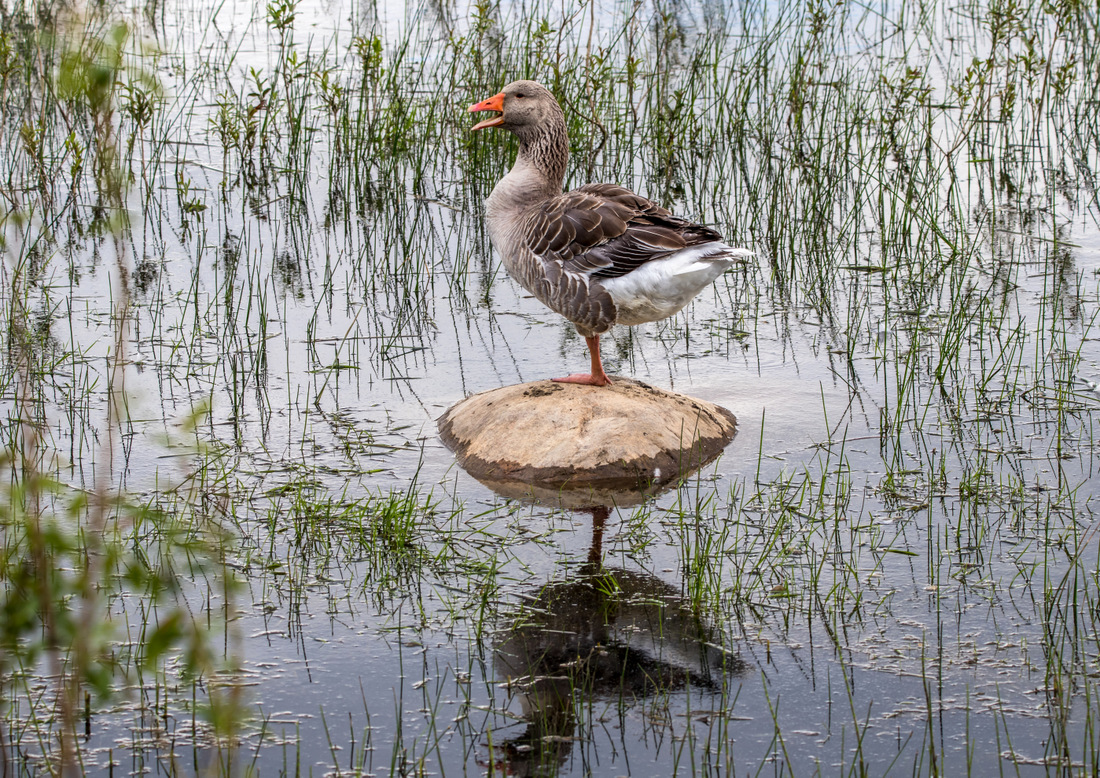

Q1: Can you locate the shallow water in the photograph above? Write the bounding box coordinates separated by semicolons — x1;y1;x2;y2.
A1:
3;0;1100;774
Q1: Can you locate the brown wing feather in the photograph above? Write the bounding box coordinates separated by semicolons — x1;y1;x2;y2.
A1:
520;183;725;335
525;183;724;277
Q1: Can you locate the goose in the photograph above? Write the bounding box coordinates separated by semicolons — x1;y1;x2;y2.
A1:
469;80;753;386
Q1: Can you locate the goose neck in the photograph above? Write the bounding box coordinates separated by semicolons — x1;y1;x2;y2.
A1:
514;117;569;191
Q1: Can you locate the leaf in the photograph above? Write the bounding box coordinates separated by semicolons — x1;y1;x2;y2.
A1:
142;612;185;669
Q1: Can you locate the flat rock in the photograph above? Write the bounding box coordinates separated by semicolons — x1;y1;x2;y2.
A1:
438;378;736;499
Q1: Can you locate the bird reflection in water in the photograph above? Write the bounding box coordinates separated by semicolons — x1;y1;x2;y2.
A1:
485;504;747;776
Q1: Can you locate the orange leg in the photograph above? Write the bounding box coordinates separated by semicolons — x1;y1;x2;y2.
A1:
552;335;612;386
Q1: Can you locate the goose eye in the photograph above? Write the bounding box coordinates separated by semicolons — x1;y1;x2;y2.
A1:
515;93;525;99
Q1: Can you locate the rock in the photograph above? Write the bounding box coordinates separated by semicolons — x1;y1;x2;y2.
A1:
438;378;736;501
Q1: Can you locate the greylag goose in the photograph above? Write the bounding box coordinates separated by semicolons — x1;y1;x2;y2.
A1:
469;80;753;386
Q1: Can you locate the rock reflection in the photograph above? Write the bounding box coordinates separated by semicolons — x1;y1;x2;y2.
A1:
489;506;747;777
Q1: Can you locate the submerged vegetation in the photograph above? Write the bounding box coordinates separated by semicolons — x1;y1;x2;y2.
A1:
1;0;1099;772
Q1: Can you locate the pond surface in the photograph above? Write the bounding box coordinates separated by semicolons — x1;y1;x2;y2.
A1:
2;0;1100;774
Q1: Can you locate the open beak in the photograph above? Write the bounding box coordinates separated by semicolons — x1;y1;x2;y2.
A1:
468;92;505;131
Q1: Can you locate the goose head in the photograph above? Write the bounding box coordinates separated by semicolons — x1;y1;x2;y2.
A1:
469;80;565;142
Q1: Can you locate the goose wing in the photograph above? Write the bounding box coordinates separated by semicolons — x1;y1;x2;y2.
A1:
518;184;725;335
526;184;725;279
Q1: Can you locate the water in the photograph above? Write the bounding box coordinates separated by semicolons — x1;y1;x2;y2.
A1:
2;0;1099;774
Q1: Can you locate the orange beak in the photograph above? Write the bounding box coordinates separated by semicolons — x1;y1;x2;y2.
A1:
468;92;505;131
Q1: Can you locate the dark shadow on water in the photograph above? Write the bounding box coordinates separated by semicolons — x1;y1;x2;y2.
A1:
486;505;748;777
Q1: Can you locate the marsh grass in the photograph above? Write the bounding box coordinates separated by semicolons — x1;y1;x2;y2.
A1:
1;0;1099;772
